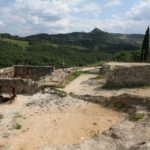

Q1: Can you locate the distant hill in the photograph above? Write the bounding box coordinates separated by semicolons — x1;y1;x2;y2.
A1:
0;28;146;68
26;28;144;53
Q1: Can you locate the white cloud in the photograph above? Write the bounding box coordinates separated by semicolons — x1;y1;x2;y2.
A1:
100;0;150;34
81;2;101;14
69;16;98;32
0;0;102;35
127;0;150;21
106;0;122;7
99;18;148;34
0;20;4;26
0;0;149;35
0;0;72;35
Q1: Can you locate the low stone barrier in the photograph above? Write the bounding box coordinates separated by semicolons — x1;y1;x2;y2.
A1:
106;64;150;86
99;64;110;75
14;65;54;81
0;78;38;94
0;67;14;78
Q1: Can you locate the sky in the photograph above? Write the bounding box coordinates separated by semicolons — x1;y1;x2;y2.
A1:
0;0;150;36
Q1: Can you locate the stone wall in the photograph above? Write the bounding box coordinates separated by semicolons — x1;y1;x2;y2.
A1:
0;67;14;78
14;65;54;81
106;64;150;86
0;78;38;94
99;65;110;75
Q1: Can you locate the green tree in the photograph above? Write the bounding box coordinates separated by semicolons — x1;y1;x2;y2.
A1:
141;27;149;62
113;51;132;62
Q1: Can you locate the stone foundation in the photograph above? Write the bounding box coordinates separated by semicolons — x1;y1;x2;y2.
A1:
14;65;54;81
0;67;14;78
99;64;110;75
105;63;150;86
0;65;54;94
107;66;150;85
0;78;38;94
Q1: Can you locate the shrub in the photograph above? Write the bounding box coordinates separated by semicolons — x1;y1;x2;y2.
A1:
130;113;145;121
113;102;127;111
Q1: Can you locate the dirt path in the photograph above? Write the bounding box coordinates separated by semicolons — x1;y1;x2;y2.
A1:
63;72;150;97
64;74;97;95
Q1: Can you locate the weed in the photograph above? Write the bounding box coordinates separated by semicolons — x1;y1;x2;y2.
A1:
81;70;99;75
91;75;106;80
113;102;127;111
57;71;81;88
103;82;149;90
130;113;145;121
0;114;3;120
51;88;67;97
13;123;22;130
14;113;22;118
91;130;100;139
26;102;35;107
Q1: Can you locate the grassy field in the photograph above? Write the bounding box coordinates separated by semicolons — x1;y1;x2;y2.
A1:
1;38;29;48
49;43;86;51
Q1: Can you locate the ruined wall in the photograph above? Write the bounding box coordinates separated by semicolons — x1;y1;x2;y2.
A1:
0;67;14;78
0;65;54;94
99;65;110;75
14;65;54;81
0;78;38;94
107;65;150;86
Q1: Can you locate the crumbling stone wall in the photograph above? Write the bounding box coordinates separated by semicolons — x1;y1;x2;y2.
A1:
14;65;54;81
0;67;14;78
0;78;38;94
99;65;110;75
0;65;54;95
107;65;150;86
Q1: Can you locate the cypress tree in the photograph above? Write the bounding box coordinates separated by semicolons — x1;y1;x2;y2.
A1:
141;27;149;62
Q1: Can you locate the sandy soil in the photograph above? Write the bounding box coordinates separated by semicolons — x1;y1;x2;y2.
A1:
0;93;123;150
63;73;150;97
64;74;97;95
0;64;150;150
80;67;100;71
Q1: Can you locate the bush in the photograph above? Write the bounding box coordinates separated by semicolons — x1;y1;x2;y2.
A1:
113;102;127;111
113;51;132;62
103;82;149;90
130;113;145;121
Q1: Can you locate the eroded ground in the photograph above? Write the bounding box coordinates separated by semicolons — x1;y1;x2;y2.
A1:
0;93;123;150
0;66;150;150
